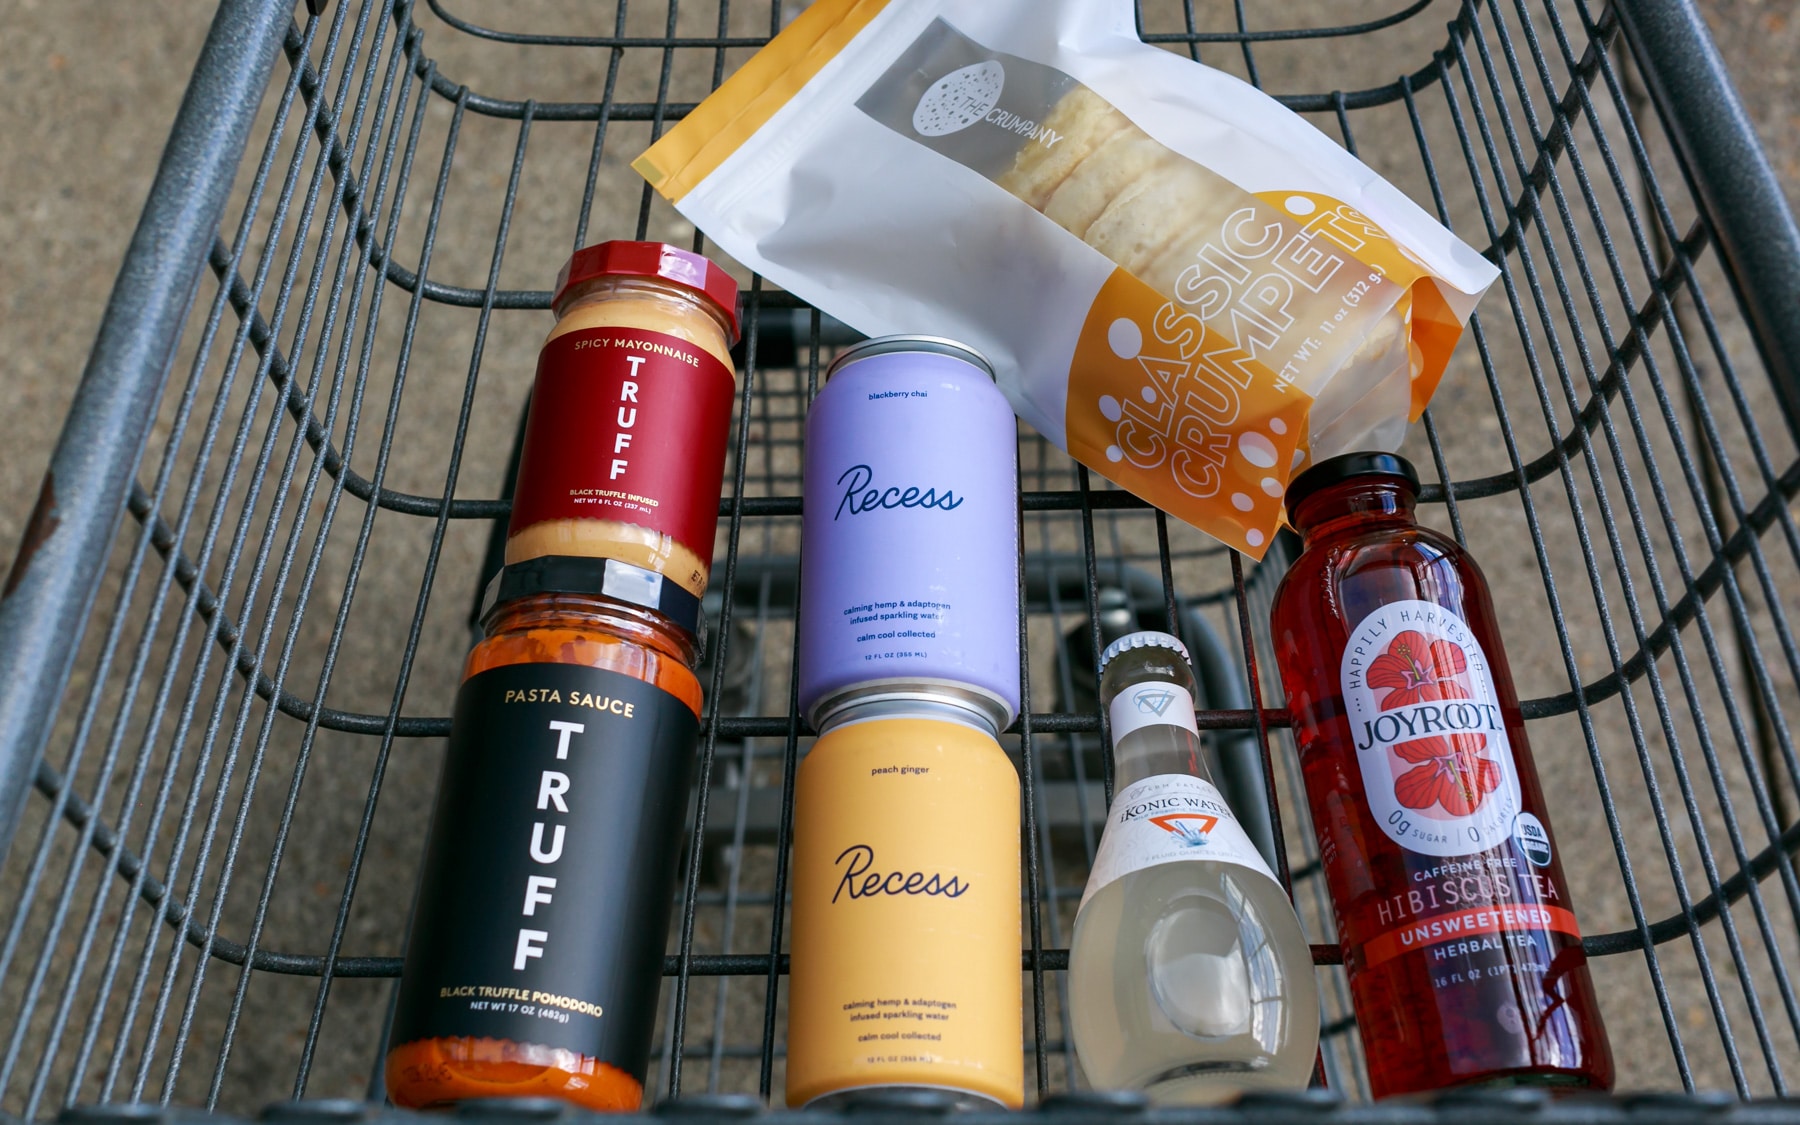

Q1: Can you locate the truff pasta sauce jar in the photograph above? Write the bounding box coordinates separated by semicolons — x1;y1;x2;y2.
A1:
385;556;706;1112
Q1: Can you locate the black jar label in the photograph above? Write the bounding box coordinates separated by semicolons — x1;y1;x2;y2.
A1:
388;662;699;1081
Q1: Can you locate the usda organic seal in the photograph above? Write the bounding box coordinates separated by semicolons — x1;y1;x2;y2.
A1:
1512;811;1552;867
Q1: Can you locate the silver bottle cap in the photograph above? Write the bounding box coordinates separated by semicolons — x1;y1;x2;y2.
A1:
1098;630;1191;675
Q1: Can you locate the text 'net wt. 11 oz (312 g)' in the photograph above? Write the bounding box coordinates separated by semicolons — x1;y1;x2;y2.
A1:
634;0;1499;557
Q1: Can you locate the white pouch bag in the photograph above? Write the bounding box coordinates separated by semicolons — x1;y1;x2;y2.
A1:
636;0;1498;557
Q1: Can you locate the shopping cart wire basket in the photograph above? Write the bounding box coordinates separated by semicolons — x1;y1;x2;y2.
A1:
1;0;1798;1119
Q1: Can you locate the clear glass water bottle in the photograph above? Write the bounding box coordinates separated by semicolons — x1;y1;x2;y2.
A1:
1068;632;1319;1103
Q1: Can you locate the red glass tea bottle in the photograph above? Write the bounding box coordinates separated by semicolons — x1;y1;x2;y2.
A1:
1270;452;1613;1098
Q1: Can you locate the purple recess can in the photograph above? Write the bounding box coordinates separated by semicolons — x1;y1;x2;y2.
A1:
799;336;1021;732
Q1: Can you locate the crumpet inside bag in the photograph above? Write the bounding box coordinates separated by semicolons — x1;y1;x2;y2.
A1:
635;0;1497;557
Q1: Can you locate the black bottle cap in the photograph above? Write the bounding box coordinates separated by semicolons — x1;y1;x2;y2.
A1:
1284;451;1420;513
479;554;703;643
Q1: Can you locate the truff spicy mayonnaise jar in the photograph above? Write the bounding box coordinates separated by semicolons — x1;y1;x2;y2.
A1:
507;242;740;597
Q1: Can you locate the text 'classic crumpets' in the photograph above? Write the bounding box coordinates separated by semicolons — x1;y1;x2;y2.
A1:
1067;268;1311;554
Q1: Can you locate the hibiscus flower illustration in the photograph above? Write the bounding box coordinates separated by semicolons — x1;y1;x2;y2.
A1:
1367;630;1469;705
1390;733;1502;815
1367;630;1500;815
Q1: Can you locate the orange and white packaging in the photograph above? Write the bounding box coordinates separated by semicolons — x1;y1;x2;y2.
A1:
635;0;1498;557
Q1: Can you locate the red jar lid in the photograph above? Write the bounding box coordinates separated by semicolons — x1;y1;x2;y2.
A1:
552;240;741;342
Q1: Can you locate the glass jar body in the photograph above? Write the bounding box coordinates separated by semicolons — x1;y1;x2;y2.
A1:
1271;481;1613;1098
506;272;740;597
549;276;735;361
384;597;701;1112
463;596;701;708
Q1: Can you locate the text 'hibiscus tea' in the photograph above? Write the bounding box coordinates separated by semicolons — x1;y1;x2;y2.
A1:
1271;453;1612;1098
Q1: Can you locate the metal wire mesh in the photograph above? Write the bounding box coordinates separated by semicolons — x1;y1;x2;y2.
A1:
1;0;1798;1117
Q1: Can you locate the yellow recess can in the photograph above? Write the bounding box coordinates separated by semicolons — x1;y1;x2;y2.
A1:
785;692;1023;1109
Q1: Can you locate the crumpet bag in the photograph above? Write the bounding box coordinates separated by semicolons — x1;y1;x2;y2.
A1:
635;0;1498;558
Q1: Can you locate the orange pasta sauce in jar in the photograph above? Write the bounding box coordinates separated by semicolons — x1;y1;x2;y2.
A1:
505;241;740;597
384;557;705;1111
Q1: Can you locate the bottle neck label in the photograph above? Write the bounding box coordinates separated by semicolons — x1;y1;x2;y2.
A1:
1107;677;1198;744
1340;599;1526;858
1079;774;1279;912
